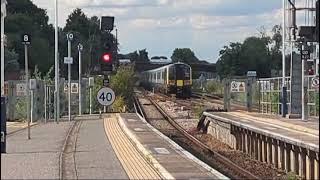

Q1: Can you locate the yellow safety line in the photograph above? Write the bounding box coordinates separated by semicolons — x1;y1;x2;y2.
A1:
104;117;162;179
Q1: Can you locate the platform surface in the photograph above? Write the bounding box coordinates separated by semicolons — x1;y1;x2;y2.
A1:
205;111;319;152
1;121;73;179
118;113;227;179
2;113;228;179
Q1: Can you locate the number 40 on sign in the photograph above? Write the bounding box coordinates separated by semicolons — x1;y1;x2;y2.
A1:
97;87;116;106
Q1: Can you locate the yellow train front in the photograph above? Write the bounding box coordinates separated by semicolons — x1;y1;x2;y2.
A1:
141;62;192;98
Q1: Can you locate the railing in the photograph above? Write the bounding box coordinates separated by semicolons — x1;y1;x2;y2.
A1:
257;76;319;118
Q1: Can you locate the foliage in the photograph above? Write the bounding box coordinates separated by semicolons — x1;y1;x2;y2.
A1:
91;76;104;112
216;25;284;79
15;97;27;121
112;95;126;112
205;81;223;95
4;48;20;72
5;0;55;75
171;48;199;63
110;65;136;107
60;9;104;78
119;49;150;62
285;172;299;180
192;105;204;118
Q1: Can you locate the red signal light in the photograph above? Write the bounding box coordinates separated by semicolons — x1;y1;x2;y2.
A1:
102;53;111;62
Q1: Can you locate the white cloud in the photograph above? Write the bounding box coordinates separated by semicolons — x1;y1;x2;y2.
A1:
30;0;291;62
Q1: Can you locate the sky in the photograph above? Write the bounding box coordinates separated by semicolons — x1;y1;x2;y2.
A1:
30;0;314;63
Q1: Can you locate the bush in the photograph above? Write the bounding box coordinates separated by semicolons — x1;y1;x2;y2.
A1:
205;81;223;95
110;65;136;110
112;96;126;112
192;105;204;118
15;97;27;121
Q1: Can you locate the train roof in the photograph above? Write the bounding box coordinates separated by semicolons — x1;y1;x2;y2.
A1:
143;62;191;73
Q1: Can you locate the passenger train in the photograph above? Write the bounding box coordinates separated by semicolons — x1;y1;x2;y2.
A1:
141;62;192;98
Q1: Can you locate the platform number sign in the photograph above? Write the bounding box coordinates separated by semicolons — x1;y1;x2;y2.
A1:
97;87;115;106
21;34;31;45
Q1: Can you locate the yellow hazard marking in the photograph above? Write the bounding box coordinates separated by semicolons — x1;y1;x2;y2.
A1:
177;80;183;87
104;117;162;179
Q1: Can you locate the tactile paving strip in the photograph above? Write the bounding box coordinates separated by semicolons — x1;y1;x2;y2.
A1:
104;117;162;179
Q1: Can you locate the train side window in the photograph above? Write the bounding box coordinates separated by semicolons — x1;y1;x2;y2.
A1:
169;66;175;80
164;69;167;83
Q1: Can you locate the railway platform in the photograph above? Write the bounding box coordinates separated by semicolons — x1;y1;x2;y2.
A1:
201;111;319;179
1;113;228;179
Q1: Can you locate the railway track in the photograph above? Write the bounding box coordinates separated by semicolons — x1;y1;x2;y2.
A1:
134;92;259;179
192;92;260;112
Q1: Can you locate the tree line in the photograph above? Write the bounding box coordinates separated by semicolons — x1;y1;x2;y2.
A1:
216;25;284;78
5;0;285;80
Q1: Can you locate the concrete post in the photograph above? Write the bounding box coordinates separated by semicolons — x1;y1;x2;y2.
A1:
246;76;256;112
224;79;231;111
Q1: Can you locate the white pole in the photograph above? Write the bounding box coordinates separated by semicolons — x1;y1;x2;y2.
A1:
281;0;287;117
25;45;30;139
1;9;5;96
30;90;33;123
78;48;82;115
89;87;92;114
44;85;47;123
54;0;59;123
68;40;71;121
282;0;286;85
302;45;306;120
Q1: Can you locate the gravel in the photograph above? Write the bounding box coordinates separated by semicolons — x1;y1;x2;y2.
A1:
143;92;290;179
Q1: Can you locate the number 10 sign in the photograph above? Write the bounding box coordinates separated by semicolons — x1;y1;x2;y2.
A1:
97;87;116;106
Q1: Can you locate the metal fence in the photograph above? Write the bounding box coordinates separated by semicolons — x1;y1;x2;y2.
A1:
4;78;100;122
305;75;319;117
257;77;291;115
257;76;319;117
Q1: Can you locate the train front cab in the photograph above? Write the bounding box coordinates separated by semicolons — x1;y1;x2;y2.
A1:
168;63;192;98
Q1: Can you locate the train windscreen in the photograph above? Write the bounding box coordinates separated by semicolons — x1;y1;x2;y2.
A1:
175;64;190;80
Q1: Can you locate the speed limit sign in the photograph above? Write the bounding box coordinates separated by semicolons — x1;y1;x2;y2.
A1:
97;87;115;106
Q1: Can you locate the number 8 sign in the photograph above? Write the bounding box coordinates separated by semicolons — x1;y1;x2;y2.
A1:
97;87;116;106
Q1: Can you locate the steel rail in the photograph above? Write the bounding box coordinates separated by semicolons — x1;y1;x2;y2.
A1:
146;96;259;180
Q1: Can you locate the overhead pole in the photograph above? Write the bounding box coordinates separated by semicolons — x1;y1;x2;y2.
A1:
54;0;59;123
0;0;5;96
281;0;288;117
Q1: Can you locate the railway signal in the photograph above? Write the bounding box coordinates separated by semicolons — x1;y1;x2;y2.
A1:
100;32;115;72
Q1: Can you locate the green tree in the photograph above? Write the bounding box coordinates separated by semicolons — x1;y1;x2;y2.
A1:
171;48;199;63
240;36;271;77
5;0;54;76
216;43;242;79
4;48;20;72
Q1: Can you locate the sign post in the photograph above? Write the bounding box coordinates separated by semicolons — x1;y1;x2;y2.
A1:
22;34;31;139
78;43;83;115
66;33;73;121
89;77;94;114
